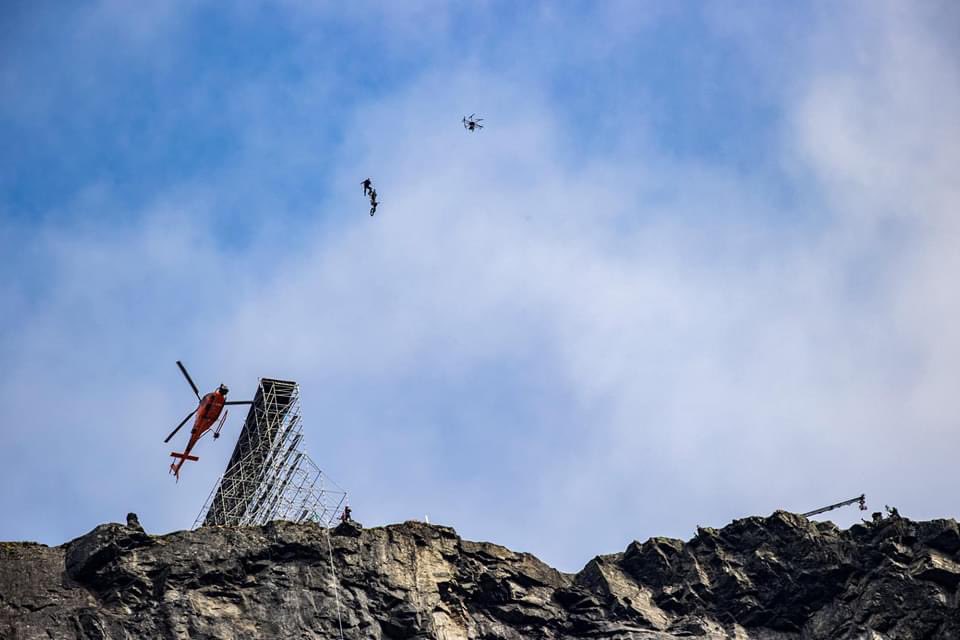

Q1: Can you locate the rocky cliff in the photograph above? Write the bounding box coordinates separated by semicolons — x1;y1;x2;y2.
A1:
1;511;958;639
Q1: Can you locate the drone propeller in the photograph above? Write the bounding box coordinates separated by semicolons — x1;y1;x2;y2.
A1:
176;360;201;401
164;409;196;443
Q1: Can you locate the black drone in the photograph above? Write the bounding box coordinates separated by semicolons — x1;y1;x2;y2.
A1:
462;114;484;132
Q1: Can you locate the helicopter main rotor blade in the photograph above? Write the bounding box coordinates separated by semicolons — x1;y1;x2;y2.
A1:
224;400;253;405
176;360;201;400
164;409;196;443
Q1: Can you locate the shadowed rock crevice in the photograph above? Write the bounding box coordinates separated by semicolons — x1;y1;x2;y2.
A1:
1;512;958;639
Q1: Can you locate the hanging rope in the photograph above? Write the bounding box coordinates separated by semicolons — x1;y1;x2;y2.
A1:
324;527;345;640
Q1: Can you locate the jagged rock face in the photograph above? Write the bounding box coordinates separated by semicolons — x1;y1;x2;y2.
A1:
1;512;958;639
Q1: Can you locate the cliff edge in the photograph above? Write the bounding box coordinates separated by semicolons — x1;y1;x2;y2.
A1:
1;511;959;639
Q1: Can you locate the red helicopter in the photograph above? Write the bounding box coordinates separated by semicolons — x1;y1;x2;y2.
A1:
164;361;251;480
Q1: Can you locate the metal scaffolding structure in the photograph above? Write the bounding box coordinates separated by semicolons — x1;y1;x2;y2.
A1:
194;378;347;528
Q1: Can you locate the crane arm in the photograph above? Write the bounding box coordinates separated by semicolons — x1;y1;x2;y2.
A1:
802;494;866;518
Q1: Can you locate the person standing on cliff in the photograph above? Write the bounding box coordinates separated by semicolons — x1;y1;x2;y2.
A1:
126;513;144;533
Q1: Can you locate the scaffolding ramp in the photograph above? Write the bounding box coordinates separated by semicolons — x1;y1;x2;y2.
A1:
194;378;347;528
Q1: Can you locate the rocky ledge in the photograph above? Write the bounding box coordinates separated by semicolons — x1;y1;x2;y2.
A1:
1;511;959;639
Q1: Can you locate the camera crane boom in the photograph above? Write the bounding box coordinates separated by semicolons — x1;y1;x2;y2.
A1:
802;494;867;518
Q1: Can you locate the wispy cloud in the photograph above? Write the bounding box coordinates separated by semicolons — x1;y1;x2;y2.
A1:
0;2;956;571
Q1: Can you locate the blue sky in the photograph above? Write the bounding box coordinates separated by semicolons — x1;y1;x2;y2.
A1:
1;1;958;571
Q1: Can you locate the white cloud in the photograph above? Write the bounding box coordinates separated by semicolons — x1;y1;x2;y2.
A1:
1;2;956;571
